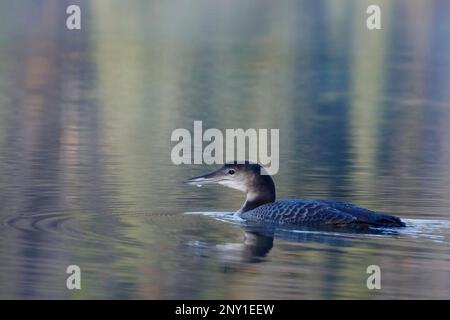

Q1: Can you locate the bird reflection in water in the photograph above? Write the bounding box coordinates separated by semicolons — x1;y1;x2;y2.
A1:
186;219;399;267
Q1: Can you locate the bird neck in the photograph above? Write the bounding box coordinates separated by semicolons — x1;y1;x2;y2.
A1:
238;174;276;213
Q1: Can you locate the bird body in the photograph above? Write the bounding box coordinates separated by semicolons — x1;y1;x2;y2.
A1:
240;199;405;228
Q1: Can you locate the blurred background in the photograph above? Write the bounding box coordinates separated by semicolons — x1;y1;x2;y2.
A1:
0;0;449;299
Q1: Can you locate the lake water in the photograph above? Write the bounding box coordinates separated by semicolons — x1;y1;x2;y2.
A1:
0;0;450;299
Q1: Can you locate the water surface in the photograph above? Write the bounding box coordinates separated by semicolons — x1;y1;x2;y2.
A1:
0;0;450;299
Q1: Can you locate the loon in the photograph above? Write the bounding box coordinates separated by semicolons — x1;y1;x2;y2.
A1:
186;162;406;228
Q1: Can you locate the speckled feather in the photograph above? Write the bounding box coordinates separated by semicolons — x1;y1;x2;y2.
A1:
240;199;405;227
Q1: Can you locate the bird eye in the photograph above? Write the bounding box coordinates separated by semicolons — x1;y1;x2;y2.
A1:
228;169;235;175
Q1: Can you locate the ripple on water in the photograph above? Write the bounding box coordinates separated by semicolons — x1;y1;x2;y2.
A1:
2;212;143;247
184;211;242;224
4;213;79;236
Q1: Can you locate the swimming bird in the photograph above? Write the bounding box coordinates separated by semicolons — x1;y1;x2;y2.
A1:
186;162;406;228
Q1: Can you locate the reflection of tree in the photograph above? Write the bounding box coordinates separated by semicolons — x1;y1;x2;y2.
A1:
0;0;70;299
0;0;449;299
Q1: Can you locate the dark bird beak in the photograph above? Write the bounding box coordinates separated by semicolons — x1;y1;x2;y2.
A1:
185;168;224;186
